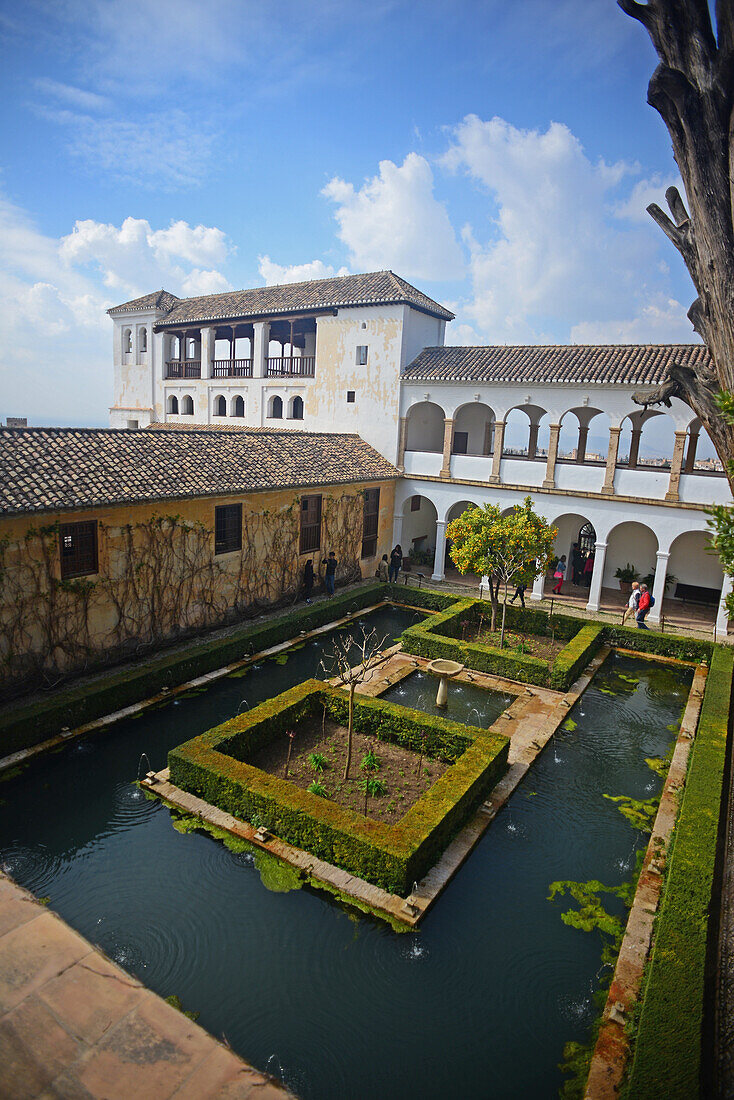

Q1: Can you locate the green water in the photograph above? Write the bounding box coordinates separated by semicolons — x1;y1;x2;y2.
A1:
0;609;691;1098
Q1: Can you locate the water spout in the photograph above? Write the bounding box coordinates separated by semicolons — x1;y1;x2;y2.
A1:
137;753;153;781
237;699;250;715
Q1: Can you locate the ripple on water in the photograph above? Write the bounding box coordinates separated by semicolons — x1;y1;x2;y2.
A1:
110;782;160;829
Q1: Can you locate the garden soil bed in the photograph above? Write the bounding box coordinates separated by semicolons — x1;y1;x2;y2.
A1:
463;624;565;664
248;717;451;824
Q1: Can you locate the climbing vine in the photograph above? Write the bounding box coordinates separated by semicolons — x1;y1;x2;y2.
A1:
0;489;368;699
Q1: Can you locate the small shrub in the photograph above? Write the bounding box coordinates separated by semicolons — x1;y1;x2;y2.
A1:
361;749;381;772
308;752;329;772
307;780;328;797
360;777;387;797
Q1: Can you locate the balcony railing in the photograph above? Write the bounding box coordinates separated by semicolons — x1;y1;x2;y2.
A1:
212;359;253;378
266;356;315;377
165;360;201;379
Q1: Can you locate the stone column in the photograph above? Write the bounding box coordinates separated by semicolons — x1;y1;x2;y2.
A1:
396;416;408;472
648;550;669;624
665;431;688;501
483;419;494;456
586;541;607;612
601;428;621;495
716;574;732;638
489;421;505;484
201;327;215;378
543;423;561;489
432;520;446;582
628;427;642;469
527;422;539;460
575;425;588;464
531;569;545;602
684;430;699;473
252;321;270;379
440;418;454;478
392;511;404;551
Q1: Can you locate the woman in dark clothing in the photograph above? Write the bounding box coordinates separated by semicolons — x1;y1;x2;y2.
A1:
303;560;314;603
389;544;403;583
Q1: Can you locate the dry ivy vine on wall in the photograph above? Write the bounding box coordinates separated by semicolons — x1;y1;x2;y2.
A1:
0;490;367;699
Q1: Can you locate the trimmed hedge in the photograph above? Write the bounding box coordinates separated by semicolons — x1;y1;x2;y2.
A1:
623;647;733;1099
0;583;384;757
383;583;458;613
398;598;604;690
168;679;509;895
603;622;713;664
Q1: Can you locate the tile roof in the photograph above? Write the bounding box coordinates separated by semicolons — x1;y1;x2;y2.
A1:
107;290;181;315
0;428;397;517
402;343;711;386
108;271;453;326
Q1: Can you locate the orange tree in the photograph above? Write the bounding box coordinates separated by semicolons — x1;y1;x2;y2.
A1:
446;497;557;647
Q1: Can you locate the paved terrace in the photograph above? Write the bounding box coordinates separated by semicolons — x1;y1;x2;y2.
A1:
0;875;289;1100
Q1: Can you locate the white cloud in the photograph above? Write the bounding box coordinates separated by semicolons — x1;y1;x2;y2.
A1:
0;196;232;425
257;255;349;285
570;295;697;344
322;153;465;281
613;174;683;223
34;78;110;113
441;115;692;344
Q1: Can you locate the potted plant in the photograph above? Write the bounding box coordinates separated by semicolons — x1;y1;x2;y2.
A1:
614;562;639;593
641;571;677;594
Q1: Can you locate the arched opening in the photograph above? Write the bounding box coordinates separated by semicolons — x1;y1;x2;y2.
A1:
181;395;194;415
400;494;439;566
167;395;179;415
187;337;197;359
605;521;658;590
289;395;304;420
452;403;495;456
214;394;227;417
268;395;283;419
444;499;480;570
123;328;132;355
139;328;147;354
619;411;675;470
503;404;547;459
668;529;723;604
405;401;445;453
684;418;724;474
232;395;245;418
550;512;597;588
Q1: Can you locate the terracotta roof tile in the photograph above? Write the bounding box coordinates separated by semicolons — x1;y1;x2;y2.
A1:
109;271;453;326
402;343;711;386
0;428;396;517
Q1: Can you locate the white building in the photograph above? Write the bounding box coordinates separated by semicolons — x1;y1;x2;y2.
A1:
108;271;732;632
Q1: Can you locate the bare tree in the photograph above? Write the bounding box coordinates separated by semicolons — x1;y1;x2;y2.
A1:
620;0;734;482
319;626;388;780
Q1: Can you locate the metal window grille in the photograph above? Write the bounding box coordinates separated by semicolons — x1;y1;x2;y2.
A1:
215;504;242;555
355;346;368;366
361;487;380;559
300;495;322;554
59;521;98;579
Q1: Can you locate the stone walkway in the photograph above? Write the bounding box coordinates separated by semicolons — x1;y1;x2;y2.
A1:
0;875;289;1099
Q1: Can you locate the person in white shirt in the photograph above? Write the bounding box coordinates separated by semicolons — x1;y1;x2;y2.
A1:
621;581;640;625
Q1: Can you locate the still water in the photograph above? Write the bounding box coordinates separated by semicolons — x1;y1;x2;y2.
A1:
0;604;691;1099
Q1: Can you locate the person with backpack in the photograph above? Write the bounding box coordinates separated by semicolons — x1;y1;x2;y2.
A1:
636;583;655;629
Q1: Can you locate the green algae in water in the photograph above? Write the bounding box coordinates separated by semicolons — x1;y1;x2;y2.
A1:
603;793;658;833
253;848;303;893
562;719;577;732
165;993;200;1021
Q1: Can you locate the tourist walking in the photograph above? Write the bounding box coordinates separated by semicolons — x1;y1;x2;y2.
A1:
509;580;527;608
303;559;314;604
621;580;640;625
636;583;654;629
571;543;583;586
552;555;566;595
389;544;403;583
583;552;594;587
322;551;338;597
378;554;389;582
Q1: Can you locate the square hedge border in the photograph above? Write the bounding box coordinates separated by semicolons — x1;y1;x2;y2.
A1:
398;597;605;690
168;678;509;895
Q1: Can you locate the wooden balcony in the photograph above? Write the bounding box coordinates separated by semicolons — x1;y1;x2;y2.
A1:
212;359;253;378
266;356;315;378
165;360;201;379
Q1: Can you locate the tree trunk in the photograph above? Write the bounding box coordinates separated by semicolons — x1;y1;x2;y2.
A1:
500;582;508;648
490;577;499;631
344;685;354;780
621;1;734;486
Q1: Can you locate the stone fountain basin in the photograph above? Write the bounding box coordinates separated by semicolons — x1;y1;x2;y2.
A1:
427;659;465;677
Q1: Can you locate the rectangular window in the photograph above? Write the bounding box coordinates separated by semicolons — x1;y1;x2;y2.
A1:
59;521;98;579
347;390;356;403
410;495;421;512
300;494;322;554
356;345;368;366
361;487;380;559
452;431;468;455
215;503;242;555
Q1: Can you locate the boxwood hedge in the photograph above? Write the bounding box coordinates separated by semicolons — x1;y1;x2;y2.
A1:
168;679;510;895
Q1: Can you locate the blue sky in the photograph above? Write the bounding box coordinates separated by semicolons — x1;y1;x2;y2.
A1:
0;0;703;427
